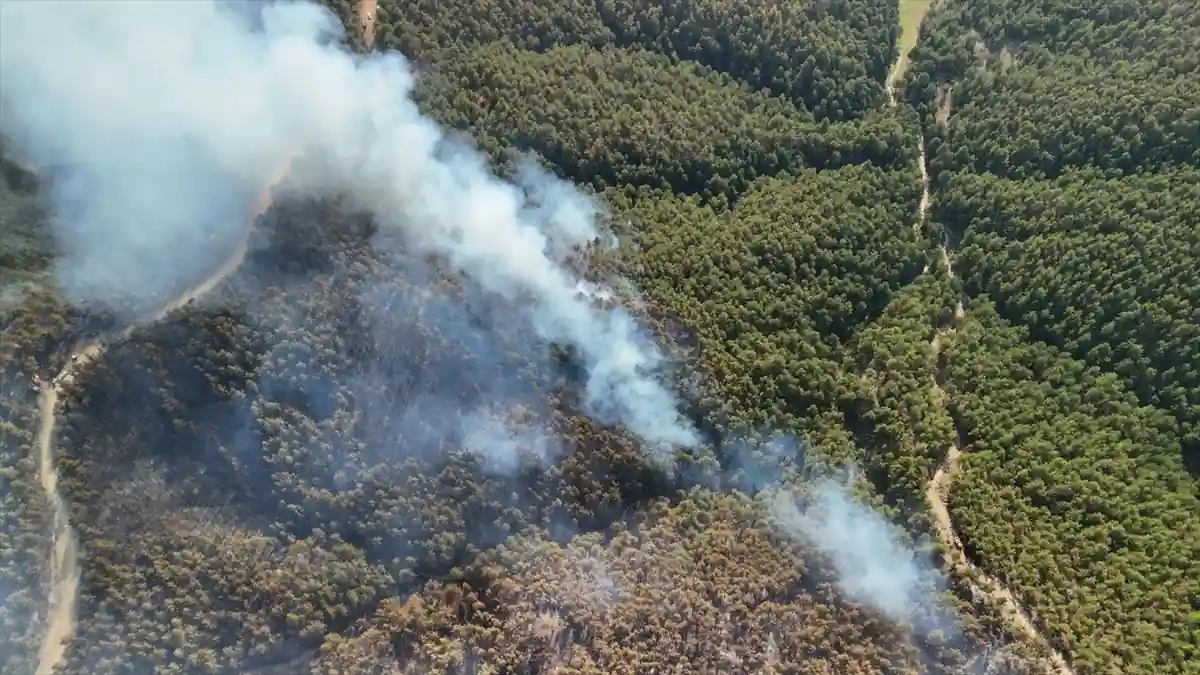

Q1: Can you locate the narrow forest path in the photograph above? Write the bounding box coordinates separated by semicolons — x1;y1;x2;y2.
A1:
33;8;381;670
34;387;76;675
358;0;378;49
33;165;288;675
886;0;934;103
884;4;1075;674
924;264;1074;675
885;0;933;232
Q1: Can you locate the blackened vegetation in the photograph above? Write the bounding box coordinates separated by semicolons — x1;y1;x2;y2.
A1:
5;0;1193;671
0;149;125;675
30;166;1026;673
43;192;705;673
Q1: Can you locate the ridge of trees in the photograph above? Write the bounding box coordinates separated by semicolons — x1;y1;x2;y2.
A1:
611;165;925;436
942;302;1200;674
940;168;1200;458
4;0;1197;673
902;0;1200;672
925;55;1199;180
417;42;916;204
369;0;899;120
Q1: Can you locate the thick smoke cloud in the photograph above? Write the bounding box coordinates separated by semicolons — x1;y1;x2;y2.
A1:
2;0;964;640
770;477;954;634
0;0;696;452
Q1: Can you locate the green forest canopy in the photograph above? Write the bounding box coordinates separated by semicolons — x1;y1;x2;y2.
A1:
0;0;1196;674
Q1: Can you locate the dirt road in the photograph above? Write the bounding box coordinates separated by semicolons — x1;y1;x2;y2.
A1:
32;5;391;666
33;160;291;675
886;0;935;101
885;3;931;233
913;107;1071;675
925;317;1074;675
883;2;1075;673
358;0;378;49
919;223;1071;675
34;386;77;675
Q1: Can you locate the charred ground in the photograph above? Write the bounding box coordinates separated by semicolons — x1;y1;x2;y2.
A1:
0;1;1197;675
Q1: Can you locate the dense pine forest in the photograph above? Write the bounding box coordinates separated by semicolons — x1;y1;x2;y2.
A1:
0;1;1196;675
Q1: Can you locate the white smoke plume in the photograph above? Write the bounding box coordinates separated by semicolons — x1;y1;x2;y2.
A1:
0;0;697;452
460;408;556;475
769;474;954;633
1;0;964;642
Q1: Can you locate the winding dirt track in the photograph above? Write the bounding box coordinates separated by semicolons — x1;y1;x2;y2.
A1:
33;162;290;675
34;389;77;675
924;263;1073;675
34;9;380;673
358;0;378;49
886;5;1075;674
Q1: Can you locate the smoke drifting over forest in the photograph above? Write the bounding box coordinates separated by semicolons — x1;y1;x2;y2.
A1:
771;478;954;634
0;0;955;643
0;0;696;452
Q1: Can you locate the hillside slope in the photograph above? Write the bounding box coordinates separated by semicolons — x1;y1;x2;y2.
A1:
1;1;1195;674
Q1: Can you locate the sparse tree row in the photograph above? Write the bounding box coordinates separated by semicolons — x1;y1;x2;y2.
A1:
0;158;53;284
840;273;959;535
0;387;50;674
902;0;1200;672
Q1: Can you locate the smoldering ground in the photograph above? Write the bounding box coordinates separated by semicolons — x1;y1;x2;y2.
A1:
0;0;696;455
1;0;985;666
